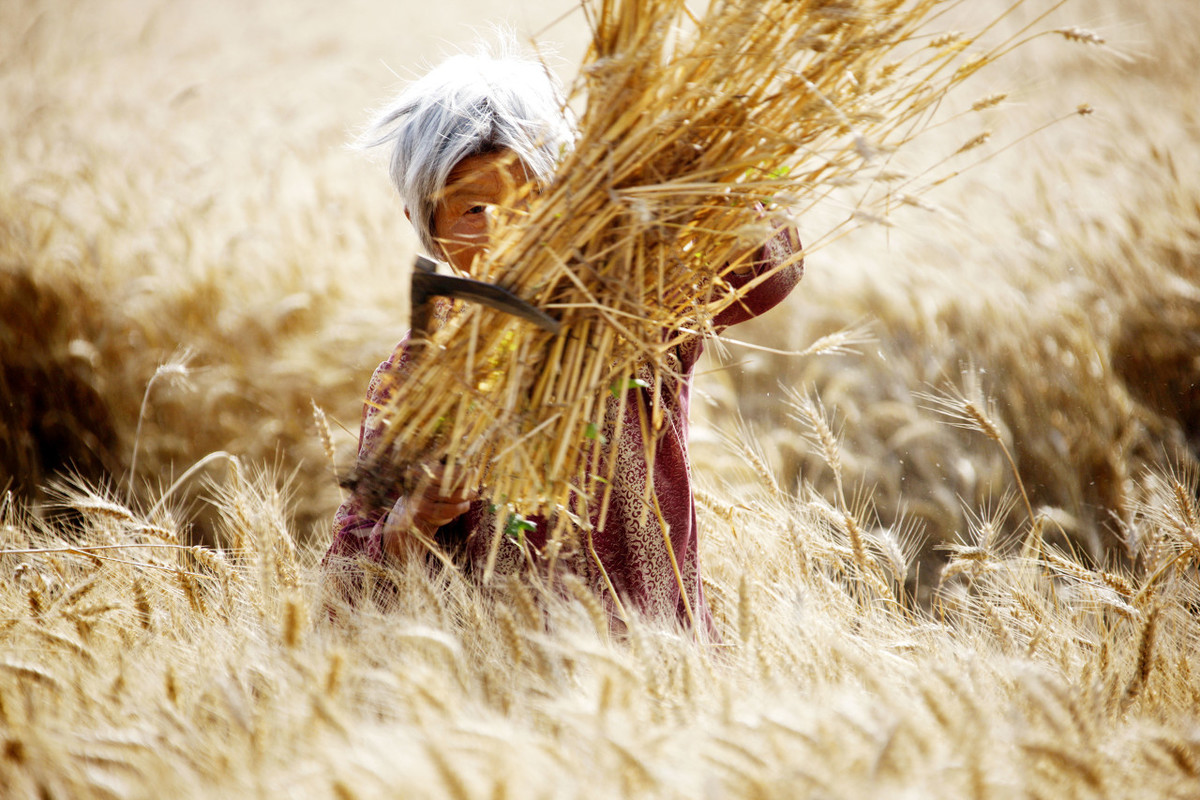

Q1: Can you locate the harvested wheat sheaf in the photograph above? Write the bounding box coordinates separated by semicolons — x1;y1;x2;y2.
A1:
355;0;1067;549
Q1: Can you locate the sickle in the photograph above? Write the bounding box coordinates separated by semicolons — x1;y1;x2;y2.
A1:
410;255;560;346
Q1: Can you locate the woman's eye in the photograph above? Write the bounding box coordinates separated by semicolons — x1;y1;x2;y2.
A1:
467;205;486;215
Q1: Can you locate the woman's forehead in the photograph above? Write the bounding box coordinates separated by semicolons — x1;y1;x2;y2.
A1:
440;150;529;200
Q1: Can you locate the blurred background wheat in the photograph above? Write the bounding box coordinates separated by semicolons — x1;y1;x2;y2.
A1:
2;0;1199;796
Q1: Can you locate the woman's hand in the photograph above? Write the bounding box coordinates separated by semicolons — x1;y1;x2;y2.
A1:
381;464;476;560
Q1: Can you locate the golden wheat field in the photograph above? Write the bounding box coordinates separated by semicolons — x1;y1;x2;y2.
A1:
3;0;1200;796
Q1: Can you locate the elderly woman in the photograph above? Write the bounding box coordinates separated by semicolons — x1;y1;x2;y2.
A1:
324;48;802;635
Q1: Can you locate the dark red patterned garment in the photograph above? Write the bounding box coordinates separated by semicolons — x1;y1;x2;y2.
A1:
325;227;802;634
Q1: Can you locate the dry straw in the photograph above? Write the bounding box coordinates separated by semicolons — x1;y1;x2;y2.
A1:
353;0;1059;560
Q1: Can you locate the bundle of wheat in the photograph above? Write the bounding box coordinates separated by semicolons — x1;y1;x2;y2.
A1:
353;0;1069;557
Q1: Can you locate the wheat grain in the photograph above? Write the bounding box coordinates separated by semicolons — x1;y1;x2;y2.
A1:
1097;568;1134;600
1171;481;1197;529
920;376;1037;530
505;573;542;631
324;650;345;697
694;487;737;523
982;601;1013;655
310;692;350;737
136;522;179;543
971;93;1008;112
1152;736;1199;777
2;737;24;764
787;390;846;507
176;568;206;616
57;574;101;609
131;578;153;632
607;738;659;794
411;569;448;625
1054;27;1105;46
842;510;895;599
187;546;227;577
929;32;963;49
722;415;779;495
283;594;303;649
737;573;754;645
562;573;609;640
0;660;64;692
496;604;525;665
1021;742;1104;791
427;742;473;800
26;585;44;618
1123;604;1161;707
311;399;340;489
29;626;96;667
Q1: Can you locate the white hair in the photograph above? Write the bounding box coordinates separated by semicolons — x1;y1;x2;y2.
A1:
361;47;574;258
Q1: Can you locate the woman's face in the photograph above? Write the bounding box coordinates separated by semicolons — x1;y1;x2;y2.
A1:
431;149;531;274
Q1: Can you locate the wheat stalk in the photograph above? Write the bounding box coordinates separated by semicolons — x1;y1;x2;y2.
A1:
918;368;1036;531
128;353;193;495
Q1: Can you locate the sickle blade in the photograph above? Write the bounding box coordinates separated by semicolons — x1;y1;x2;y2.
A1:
410;255;560;339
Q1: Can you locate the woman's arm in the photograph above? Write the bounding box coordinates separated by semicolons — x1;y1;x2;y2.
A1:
324;341;411;564
711;217;804;330
324;339;475;568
